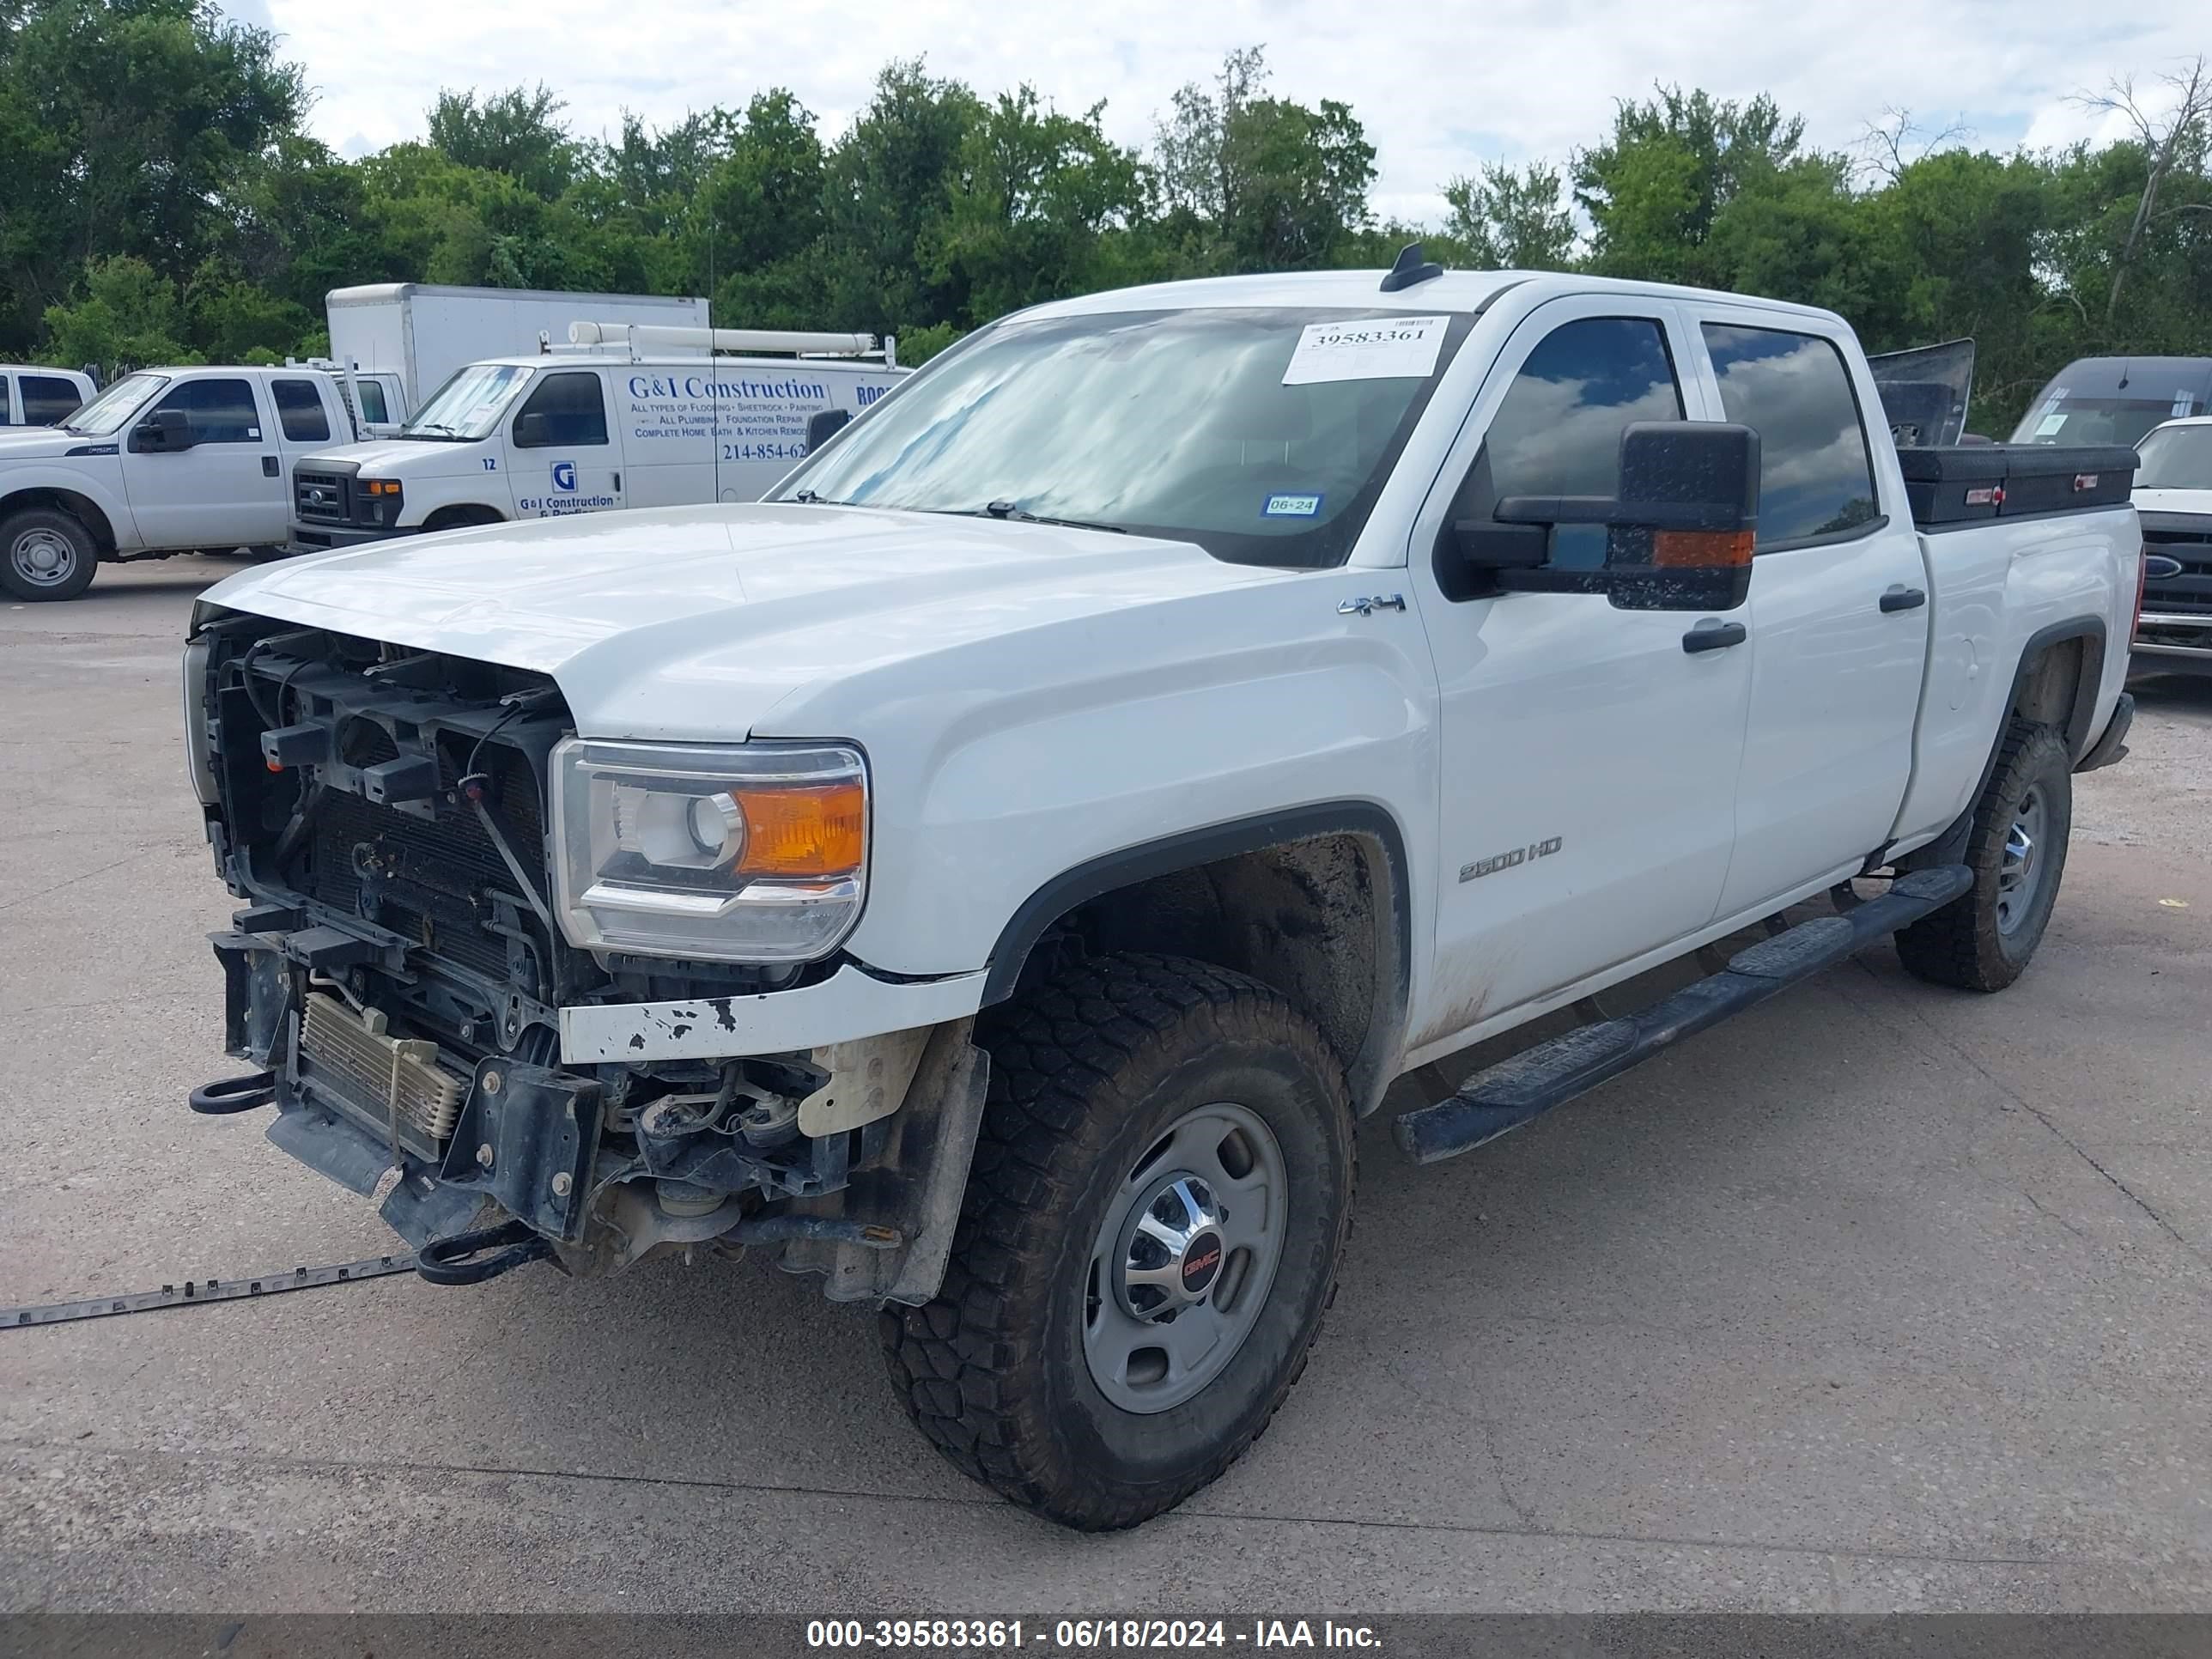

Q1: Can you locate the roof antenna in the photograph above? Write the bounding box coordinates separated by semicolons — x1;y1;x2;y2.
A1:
2116;360;2130;390
1380;240;1444;293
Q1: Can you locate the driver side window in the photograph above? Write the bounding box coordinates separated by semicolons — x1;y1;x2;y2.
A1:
1436;316;1683;599
149;378;263;445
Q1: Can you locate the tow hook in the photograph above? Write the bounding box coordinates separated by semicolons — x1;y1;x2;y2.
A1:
415;1218;553;1285
189;1072;276;1115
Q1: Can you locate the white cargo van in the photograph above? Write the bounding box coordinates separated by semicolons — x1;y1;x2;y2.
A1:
325;284;713;418
1;366;94;427
289;324;904;550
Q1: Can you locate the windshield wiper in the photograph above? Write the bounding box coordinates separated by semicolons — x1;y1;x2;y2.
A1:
976;501;1127;534
402;423;465;440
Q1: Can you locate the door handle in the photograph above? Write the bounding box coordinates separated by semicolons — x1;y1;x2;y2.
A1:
1681;619;1747;653
1880;585;1927;613
261;455;279;477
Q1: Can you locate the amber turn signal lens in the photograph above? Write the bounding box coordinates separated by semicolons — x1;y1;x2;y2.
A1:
1651;528;1754;568
734;781;866;877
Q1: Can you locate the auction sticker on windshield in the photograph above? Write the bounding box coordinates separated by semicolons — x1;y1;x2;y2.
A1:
1283;315;1449;385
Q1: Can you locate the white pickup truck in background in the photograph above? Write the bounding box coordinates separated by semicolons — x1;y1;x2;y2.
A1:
184;258;2141;1532
0;366;94;428
0;365;363;601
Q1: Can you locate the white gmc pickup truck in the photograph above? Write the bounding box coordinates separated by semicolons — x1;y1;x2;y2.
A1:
183;258;2142;1531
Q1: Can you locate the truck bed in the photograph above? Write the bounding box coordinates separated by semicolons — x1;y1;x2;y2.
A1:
1887;446;2142;854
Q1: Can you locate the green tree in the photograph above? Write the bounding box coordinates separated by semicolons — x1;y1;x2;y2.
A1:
1443;161;1577;269
426;82;578;199
0;0;306;352
819;58;984;331
691;90;830;326
41;254;196;369
929;86;1151;322
1575;86;1809;283
1154;47;1375;271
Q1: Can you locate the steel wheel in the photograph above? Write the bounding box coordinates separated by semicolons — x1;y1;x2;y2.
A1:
9;525;81;590
1083;1100;1287;1414
1995;785;2046;936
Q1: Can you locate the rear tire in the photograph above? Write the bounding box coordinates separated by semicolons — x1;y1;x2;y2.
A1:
0;507;98;601
1897;720;2072;991
880;953;1354;1530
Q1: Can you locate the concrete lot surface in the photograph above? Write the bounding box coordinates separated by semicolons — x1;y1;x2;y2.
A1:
1;557;2208;1613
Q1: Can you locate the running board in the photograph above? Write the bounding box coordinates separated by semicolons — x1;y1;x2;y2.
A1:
1393;865;1973;1165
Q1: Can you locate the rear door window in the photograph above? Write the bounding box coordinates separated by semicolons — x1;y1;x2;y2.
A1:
21;375;83;424
271;378;331;442
0;376;12;423
1702;325;1880;549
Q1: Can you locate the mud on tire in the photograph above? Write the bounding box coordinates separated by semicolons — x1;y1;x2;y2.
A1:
1897;720;2073;992
879;952;1355;1530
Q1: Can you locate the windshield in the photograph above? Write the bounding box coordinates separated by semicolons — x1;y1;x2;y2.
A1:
2136;424;2212;490
401;362;532;441
64;372;168;436
2011;394;2199;448
775;307;1477;567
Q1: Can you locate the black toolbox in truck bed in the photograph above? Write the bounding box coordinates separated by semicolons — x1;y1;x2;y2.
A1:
1897;444;2138;527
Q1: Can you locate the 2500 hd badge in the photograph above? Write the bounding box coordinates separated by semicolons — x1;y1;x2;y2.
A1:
1461;836;1565;881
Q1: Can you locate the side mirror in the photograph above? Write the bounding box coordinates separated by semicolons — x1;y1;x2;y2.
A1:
805;408;852;453
512;411;552;448
1487;422;1760;611
131;408;193;453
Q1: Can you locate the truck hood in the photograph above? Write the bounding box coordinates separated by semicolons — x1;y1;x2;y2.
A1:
0;427;94;461
297;437;492;478
199;502;1288;741
2134;486;2212;520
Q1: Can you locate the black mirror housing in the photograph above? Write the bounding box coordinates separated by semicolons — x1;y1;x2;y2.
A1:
511;411;552;447
131;408;192;453
1474;422;1761;611
805;408;853;453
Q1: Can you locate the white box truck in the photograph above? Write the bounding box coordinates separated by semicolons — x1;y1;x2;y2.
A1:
325;284;713;430
288;322;905;550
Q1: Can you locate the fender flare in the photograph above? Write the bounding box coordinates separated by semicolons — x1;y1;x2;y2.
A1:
0;471;131;550
2007;616;2107;762
1898;616;2107;871
978;800;1414;1012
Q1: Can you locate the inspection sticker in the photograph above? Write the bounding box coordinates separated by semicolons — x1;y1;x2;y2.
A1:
1283;315;1448;385
1264;492;1323;517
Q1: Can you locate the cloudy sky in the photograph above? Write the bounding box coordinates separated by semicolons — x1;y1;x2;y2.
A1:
237;0;2206;222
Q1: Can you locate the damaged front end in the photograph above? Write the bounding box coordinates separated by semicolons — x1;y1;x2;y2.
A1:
185;609;986;1302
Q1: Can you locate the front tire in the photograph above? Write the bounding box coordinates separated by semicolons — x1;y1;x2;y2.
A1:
881;953;1354;1530
1897;720;2073;991
0;507;98;601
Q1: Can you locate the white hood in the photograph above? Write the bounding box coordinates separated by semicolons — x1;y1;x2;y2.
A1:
2135;486;2212;520
199;502;1285;741
296;436;490;478
0;426;94;461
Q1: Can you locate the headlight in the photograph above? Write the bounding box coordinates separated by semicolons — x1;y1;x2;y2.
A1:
552;739;867;963
182;637;216;806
